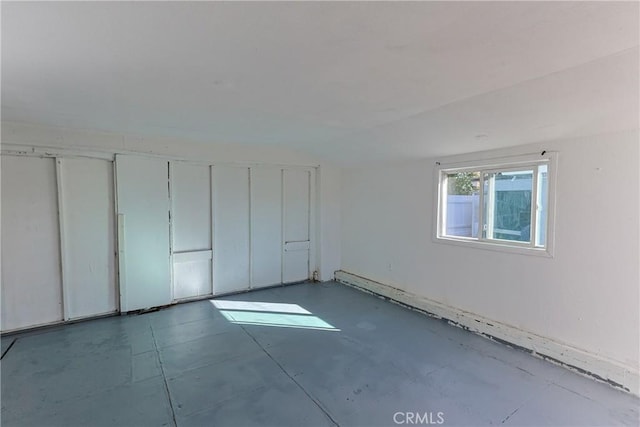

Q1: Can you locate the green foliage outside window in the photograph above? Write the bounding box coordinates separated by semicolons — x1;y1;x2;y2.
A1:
448;172;479;195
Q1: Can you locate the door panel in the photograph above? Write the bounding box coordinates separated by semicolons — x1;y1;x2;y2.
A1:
213;166;250;294
283;169;310;283
59;158;116;319
1;156;63;330
250;168;283;288
172;163;211;252
171;163;212;300
116;155;171;312
172;252;212;300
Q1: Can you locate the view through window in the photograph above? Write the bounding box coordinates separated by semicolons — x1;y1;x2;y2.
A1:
437;155;553;253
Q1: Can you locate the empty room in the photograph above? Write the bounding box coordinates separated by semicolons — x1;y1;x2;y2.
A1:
1;1;639;426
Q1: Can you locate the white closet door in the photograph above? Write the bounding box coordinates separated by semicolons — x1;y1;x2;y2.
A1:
283;169;311;283
58;158;117;319
250;167;283;288
1;156;63;331
115;155;171;312
171;162;212;300
212;166;250;294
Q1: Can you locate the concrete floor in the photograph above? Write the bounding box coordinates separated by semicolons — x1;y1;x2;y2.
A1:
1;282;638;427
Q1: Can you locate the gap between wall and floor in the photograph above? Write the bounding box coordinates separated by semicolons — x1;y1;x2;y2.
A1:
334;270;640;397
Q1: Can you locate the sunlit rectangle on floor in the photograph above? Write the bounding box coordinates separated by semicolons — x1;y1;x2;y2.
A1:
211;300;311;314
218;310;339;331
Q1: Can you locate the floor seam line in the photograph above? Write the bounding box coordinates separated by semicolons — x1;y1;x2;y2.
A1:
150;325;179;427
551;382;598;402
500;406;520;424
1;338;17;359
154;327;235;350
239;324;341;427
500;382;550;424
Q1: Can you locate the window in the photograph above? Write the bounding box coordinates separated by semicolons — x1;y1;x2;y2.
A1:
435;153;555;255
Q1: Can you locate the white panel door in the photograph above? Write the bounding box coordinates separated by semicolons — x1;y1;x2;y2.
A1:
171;162;212;300
58;158;117;319
213;166;250;294
250;167;283;288
283;169;311;283
1;156;63;331
115;155;171;312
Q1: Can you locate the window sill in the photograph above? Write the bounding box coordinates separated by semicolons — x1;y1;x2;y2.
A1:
434;235;554;258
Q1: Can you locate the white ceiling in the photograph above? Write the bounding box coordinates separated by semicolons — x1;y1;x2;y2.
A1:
2;2;638;165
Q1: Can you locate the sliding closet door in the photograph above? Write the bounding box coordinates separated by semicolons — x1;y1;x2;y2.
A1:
212;166;250;294
283;169;311;283
250;167;283;288
115;155;171;312
58;158;117;319
171;162;212;300
1;156;63;331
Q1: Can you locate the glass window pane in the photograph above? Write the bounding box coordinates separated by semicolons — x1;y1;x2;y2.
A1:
483;170;533;242
444;172;480;238
535;164;548;247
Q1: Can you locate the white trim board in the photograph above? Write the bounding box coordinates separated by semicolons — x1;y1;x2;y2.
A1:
335;270;639;397
0;142;320;168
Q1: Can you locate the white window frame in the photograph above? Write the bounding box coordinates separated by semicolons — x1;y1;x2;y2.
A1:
434;152;557;257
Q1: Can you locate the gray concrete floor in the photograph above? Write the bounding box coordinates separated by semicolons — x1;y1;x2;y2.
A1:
1;282;638;427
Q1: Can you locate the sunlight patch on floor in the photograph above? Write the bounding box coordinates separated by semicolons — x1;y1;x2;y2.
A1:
210;300;340;331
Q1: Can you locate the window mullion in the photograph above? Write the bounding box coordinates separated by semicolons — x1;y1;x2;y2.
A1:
486;173;495;240
477;172;485;241
530;165;539;248
440;172;447;237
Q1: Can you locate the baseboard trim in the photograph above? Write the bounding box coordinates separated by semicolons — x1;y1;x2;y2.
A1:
1;281;315;335
335;270;639;396
0;311;119;337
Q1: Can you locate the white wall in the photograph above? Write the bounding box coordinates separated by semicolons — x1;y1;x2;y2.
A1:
1;155;118;330
1;156;63;330
251;167;284;288
116;155;172;312
1;121;343;329
58;158;117;319
1;121;343;284
171;162;213;300
212;165;251;294
1;121;321;166
341;130;639;391
318;166;342;281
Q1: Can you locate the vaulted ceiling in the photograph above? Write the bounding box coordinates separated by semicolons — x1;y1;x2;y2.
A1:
2;2;638;165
